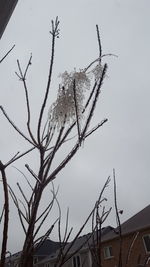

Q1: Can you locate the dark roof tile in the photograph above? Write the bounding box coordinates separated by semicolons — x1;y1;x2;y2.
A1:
102;205;150;242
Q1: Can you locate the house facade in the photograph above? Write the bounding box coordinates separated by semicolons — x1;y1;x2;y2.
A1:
100;205;150;267
35;227;113;267
5;205;150;267
5;240;61;267
36;249;92;267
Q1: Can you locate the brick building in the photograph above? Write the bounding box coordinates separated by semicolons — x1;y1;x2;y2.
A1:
4;205;150;266
101;205;150;267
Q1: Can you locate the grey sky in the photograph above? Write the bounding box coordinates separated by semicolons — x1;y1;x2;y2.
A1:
0;0;150;253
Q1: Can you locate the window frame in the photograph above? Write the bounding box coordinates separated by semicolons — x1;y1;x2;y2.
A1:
143;234;150;253
14;261;19;267
72;254;81;267
33;257;38;264
103;246;113;259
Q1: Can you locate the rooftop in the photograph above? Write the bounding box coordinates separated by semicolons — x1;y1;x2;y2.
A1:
102;204;150;242
0;0;18;39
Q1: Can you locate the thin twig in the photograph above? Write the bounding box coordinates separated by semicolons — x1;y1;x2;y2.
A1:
37;17;59;144
0;106;34;146
34;218;58;247
81;64;107;140
96;25;102;62
25;164;41;184
5;146;36;168
82;82;97;113
73;79;81;144
12;166;34;191
9;185;28;224
0;205;5;224
85;119;108;139
17;182;29;206
84;53;117;73
18;198;29;223
35;199;54;224
43;121;65;180
33;204;54;239
0;45;15;64
0;162;9;267
4;151;20;167
15;56;37;145
113;169;122;267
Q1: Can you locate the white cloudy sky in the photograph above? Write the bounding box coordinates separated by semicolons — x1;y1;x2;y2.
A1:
0;0;150;253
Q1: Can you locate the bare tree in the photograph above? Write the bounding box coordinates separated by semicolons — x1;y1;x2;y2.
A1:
0;45;16;267
0;17;110;267
53;177;111;267
89;177;111;267
113;169;123;267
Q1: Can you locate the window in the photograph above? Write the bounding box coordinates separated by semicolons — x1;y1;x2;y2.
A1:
33;257;38;264
72;255;81;267
45;263;50;267
143;234;150;253
103;246;113;259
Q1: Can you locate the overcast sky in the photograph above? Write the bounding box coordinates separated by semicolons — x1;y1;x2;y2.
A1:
0;0;150;253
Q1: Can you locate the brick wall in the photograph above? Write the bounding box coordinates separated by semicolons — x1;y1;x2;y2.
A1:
101;228;150;267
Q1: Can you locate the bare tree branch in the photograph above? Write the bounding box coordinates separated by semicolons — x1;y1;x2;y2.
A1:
73;79;81;143
0;45;15;64
96;25;102;63
113;168;122;267
0;162;9;266
12;166;34;191
5;146;36;168
0;106;34;145
0;205;4;224
25;164;42;184
37;17;60;144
